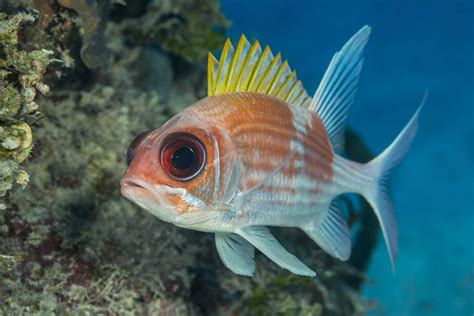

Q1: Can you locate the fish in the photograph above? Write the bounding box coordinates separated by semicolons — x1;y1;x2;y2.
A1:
120;25;424;277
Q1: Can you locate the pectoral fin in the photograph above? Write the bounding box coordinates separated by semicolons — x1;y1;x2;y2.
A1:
238;226;316;277
215;233;255;276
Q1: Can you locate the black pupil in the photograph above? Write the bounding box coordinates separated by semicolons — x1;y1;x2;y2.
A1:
171;146;195;169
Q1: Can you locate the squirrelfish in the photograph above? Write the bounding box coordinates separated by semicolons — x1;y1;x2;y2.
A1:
120;26;423;276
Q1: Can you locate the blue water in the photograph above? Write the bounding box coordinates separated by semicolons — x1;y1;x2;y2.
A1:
222;1;474;315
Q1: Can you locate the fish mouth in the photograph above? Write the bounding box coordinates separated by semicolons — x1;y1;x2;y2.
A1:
120;178;151;200
120;178;223;231
120;177;175;217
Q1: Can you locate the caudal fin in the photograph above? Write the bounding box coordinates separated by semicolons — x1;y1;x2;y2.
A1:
361;94;426;269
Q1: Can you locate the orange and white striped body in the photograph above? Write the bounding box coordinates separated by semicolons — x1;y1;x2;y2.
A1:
189;92;337;228
121;26;423;276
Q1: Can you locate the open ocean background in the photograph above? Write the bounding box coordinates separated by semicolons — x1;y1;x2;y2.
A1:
222;1;474;315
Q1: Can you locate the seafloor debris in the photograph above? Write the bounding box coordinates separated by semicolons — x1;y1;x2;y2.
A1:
0;1;378;315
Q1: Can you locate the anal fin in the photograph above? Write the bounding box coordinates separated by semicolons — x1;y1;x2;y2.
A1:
238;226;316;276
215;233;255;276
303;199;352;261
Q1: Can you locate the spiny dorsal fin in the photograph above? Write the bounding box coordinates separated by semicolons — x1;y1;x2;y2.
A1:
208;35;312;108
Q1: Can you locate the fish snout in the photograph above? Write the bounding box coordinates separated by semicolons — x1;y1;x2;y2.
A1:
120;177;145;199
120;177;176;211
120;177;157;200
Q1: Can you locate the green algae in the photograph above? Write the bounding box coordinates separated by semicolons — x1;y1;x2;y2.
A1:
120;0;229;62
0;254;23;270
0;12;53;206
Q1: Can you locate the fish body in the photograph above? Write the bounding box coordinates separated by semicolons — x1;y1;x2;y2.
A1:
184;92;335;228
121;26;423;276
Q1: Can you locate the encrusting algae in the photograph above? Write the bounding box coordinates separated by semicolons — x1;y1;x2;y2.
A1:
119;0;229;62
0;12;53;209
0;1;380;315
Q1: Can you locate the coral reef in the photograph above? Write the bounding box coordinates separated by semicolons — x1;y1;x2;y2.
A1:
0;12;52;209
0;1;378;315
119;0;229;62
57;0;111;69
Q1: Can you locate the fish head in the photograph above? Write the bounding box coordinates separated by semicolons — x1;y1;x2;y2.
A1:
120;106;240;227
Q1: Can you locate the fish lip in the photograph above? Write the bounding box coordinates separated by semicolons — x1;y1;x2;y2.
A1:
120;177;172;209
121;177;153;195
120;177;146;199
120;177;185;225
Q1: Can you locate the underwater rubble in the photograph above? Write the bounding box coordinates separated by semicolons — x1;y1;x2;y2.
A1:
0;1;378;314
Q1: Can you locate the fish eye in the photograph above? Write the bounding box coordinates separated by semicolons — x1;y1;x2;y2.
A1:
126;130;152;166
160;133;206;181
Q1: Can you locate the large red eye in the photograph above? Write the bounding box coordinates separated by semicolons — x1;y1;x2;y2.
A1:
160;133;206;181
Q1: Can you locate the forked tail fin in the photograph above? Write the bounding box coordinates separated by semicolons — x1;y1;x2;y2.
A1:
360;94;426;269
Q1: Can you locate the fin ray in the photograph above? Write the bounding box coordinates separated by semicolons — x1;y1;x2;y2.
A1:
208;36;310;108
275;71;297;99
248;46;273;92
236;41;262;91
302;199;352;261
227;35;250;92
353;94;425;270
238;226;316;276
256;53;281;92
215;233;255;276
215;39;234;94
207;53;218;96
309;25;371;151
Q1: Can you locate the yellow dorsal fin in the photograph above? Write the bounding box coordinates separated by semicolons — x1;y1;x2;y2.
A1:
208;35;311;107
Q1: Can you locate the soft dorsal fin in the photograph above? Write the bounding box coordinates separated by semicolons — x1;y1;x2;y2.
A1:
208;35;312;108
309;26;371;151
